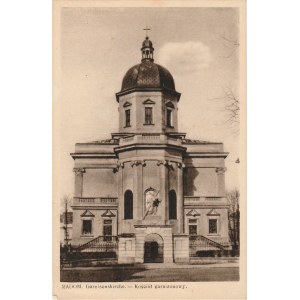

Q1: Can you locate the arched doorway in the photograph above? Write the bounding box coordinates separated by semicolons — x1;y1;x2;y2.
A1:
144;233;164;263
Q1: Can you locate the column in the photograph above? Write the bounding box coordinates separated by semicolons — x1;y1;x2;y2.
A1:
177;162;184;233
157;160;168;222
132;160;145;220
216;167;227;196
73;168;85;197
117;162;124;234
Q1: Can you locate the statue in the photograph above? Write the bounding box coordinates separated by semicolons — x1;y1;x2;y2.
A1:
143;189;160;219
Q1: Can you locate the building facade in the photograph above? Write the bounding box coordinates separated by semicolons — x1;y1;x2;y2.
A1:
70;36;230;263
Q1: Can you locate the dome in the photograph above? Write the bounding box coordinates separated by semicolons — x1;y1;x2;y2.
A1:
116;35;180;101
121;60;176;92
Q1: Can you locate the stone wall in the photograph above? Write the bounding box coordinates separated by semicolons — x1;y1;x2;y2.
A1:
82;168;118;198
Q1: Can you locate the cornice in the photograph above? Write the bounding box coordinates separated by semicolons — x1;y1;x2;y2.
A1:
184;152;229;158
114;143;187;154
115;87;181;102
70;153;117;159
71;205;118;210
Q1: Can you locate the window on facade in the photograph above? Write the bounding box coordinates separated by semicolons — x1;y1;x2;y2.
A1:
124;190;133;219
145;107;153;125
82;220;92;235
168;190;177;219
103;223;112;241
189;225;197;235
209;219;218;234
166;109;172;127
125;109;130;127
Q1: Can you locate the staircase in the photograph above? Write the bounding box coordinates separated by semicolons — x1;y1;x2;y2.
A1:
77;235;118;254
189;235;225;256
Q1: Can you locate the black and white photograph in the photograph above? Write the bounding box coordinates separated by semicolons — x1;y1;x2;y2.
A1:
53;1;246;298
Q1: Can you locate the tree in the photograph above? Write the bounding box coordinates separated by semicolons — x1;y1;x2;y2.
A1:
221;33;240;59
211;86;240;134
62;195;72;248
209;33;240;134
227;189;240;254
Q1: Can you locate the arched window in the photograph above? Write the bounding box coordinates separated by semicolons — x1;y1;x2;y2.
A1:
124;190;133;219
168;190;177;219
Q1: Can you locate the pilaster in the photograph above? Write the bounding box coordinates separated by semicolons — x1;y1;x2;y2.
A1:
157;160;169;223
117;162;124;234
132;160;145;220
177;162;185;233
73;168;85;197
216;167;227;196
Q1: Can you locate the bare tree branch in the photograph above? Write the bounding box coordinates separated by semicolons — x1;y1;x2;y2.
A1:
221;33;240;58
227;189;240;252
209;86;240;133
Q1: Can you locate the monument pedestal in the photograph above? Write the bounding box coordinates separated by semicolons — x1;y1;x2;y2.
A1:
134;224;173;263
137;215;163;225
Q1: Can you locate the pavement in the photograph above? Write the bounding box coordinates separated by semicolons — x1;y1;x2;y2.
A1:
61;263;239;282
63;261;239;271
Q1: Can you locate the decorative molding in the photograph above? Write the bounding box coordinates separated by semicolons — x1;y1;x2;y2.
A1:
207;209;221;216
131;160;146;167
123;101;132;107
166;101;175;109
101;209;116;218
216;167;227;174
157;160;164;166
156;160;174;169
80;210;95;217
113;161;125;173
73;168;86;175
163;160;170;167
118;162;124;168
186;209;200;217
143;99;155;105
177;162;186;169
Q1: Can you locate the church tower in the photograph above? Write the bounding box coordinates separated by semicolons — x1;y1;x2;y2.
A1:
116;36;181;135
113;36;186;263
70;34;231;264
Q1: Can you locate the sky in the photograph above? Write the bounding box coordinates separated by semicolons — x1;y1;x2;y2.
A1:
60;7;241;200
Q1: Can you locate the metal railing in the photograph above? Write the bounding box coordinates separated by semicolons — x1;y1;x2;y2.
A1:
77;235;118;253
73;197;118;205
189;235;225;257
184;196;226;204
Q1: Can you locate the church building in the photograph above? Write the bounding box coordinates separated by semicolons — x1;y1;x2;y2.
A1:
70;35;231;263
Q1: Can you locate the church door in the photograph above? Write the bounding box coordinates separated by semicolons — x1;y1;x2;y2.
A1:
144;234;164;263
144;242;160;262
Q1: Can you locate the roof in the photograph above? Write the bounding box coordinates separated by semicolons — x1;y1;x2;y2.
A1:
120;60;176;92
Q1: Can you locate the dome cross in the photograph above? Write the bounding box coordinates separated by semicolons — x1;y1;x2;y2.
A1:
143;26;151;38
141;27;154;62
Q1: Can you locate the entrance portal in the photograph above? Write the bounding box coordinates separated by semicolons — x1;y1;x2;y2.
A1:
144;234;164;263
